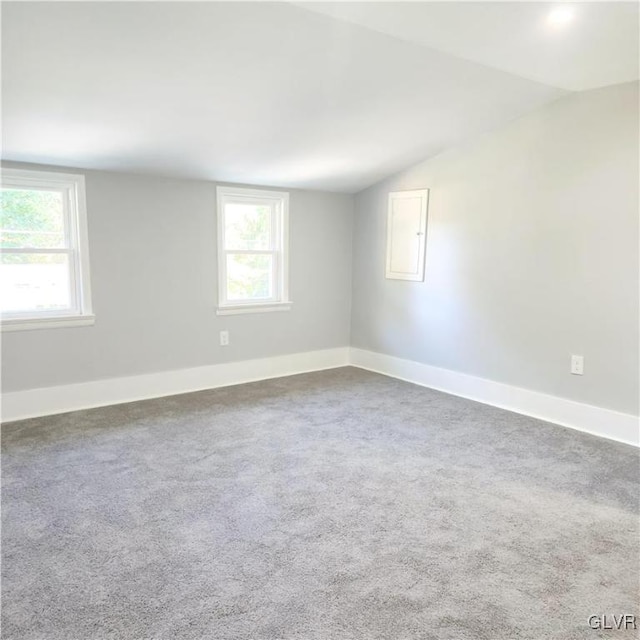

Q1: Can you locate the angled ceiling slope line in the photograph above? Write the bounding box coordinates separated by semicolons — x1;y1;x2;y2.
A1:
3;2;634;192
298;2;640;92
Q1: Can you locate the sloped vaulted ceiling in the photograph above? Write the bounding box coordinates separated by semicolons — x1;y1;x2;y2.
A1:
2;2;637;192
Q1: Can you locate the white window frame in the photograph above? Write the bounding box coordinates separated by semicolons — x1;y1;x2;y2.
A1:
1;168;94;331
216;185;291;315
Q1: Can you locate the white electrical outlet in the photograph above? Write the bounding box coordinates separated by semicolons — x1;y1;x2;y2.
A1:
219;330;229;347
570;355;584;375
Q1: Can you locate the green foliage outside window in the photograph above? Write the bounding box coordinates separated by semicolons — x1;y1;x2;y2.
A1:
225;205;273;300
1;189;64;263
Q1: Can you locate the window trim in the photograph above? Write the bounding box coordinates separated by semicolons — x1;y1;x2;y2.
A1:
1;168;94;331
216;185;290;314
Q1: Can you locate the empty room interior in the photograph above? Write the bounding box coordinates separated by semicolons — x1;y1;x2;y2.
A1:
1;1;639;639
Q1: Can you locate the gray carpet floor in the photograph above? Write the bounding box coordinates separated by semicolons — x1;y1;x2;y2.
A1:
2;367;638;640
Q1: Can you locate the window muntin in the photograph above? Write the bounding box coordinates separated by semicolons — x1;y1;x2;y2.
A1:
217;187;289;312
0;169;93;328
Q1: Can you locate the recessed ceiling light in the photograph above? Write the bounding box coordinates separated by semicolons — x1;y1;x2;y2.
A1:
547;6;575;28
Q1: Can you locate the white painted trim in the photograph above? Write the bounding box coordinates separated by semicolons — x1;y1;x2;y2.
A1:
3;344;636;448
73;171;93;318
350;348;639;448
386;189;429;281
1;347;349;423
1;168;94;326
1;314;95;332
216;302;292;316
216;185;290;309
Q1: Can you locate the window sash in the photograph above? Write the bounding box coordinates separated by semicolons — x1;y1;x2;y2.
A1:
221;197;278;253
217;187;288;308
0;169;92;323
1;185;70;251
1;248;80;317
1;247;72;254
222;249;280;305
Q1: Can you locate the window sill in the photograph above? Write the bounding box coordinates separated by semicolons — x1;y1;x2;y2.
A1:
1;314;96;332
216;302;292;316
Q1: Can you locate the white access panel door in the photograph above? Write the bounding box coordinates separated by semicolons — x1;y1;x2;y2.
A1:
385;189;429;281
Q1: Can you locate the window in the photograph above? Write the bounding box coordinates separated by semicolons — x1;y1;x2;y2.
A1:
217;186;290;315
386;189;429;281
1;168;94;331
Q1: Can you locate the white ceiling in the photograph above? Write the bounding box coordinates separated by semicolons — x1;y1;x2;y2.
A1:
1;2;636;193
301;2;640;92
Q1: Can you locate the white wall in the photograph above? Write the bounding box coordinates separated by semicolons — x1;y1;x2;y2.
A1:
1;166;354;392
351;81;639;416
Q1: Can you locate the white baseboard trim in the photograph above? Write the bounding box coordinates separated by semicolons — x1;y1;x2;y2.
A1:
1;347;350;423
3;345;638;447
350;348;639;448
